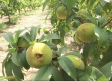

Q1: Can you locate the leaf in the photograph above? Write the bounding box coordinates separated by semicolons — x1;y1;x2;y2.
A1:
39;33;61;42
100;61;112;78
79;66;108;81
87;0;98;9
58;56;76;80
98;16;107;27
67;0;77;14
30;25;41;41
12;63;24;79
107;30;112;43
2;32;14;43
79;74;93;81
31;65;51;81
56;45;69;56
14;29;23;43
94;26;110;49
82;43;96;65
47;43;58;51
19;50;30;70
90;56;100;67
99;45;112;69
81;13;97;25
42;0;50;11
51;66;64;81
11;51;20;66
63;51;83;58
23;32;31;42
4;59;13;76
95;1;106;15
60;69;74;81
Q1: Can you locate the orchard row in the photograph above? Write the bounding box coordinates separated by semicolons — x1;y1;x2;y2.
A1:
0;0;42;22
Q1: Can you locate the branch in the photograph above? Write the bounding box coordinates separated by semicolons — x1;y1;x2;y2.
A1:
59;0;67;9
103;17;112;27
99;2;108;14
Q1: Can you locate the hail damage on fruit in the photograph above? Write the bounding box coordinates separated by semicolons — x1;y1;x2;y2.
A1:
26;43;52;69
35;53;44;61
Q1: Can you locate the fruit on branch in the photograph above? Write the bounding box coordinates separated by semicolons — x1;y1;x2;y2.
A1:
76;23;96;43
17;37;30;48
74;32;84;44
56;6;67;19
26;43;52;69
66;55;85;70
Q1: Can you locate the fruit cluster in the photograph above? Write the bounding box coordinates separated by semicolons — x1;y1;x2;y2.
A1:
74;23;97;44
26;42;85;70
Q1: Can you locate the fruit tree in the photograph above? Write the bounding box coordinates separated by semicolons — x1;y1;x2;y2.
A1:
1;0;112;81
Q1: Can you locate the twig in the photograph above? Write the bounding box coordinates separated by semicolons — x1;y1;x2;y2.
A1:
103;17;112;27
99;2;108;14
59;0;67;9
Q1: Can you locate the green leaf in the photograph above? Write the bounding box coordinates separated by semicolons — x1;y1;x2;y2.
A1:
31;65;51;81
67;0;77;14
79;74;93;81
12;63;24;79
47;43;58;51
11;51;20;66
60;69;74;81
56;45;69;56
95;1;106;15
39;33;61;42
42;0;50;11
5;59;13;76
82;43;96;65
100;61;112;78
19;50;30;70
30;25;41;41
98;16;107;27
58;56;76;80
51;66;64;81
87;0;98;9
94;26;109;50
79;66;108;81
23;32;31;42
90;56;100;67
14;29;23;43
98;45;112;69
107;30;112;43
81;13;97;24
2;32;14;43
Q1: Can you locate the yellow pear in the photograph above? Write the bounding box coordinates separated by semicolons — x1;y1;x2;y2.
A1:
77;23;96;43
26;43;52;69
66;55;85;70
56;6;67;19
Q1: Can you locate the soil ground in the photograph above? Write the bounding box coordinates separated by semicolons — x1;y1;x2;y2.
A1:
0;6;78;80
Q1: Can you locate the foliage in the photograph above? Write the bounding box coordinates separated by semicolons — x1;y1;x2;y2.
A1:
1;0;112;81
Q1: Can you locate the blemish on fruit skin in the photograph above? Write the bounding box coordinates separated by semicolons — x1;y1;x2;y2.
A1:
35;54;44;61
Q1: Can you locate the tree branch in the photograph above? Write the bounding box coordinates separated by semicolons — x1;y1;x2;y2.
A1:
103;17;112;27
59;0;67;9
